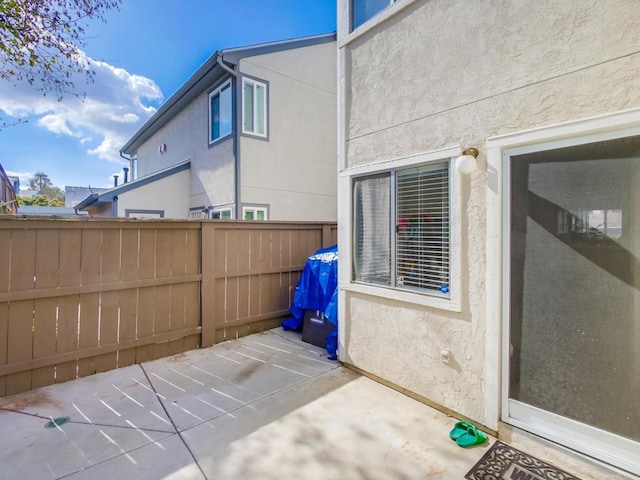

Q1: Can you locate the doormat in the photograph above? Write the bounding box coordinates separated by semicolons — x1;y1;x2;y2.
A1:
465;441;582;480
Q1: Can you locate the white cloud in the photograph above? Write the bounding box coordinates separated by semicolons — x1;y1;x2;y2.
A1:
0;50;163;163
4;170;33;189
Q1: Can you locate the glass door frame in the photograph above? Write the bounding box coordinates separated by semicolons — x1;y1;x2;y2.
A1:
500;129;640;477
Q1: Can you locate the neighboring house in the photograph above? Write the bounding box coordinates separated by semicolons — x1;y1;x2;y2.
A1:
337;0;640;478
0;163;17;214
74;161;190;218
65;185;107;208
111;33;337;221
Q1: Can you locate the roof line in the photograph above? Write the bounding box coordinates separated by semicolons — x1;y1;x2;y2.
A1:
76;161;191;211
120;32;336;155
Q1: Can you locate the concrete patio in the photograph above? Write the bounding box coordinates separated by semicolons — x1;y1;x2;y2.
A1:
0;328;495;479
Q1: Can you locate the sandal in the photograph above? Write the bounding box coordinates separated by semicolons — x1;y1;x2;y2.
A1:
456;425;487;448
449;421;472;441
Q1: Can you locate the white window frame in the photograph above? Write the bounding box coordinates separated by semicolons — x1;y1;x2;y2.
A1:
242;206;268;221
208;79;233;144
352;0;396;30
339;146;462;312
485;107;640;475
214;207;233;220
189;208;209;220
242;77;267;138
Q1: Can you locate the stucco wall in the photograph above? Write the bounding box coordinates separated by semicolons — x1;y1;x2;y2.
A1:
135;82;236;212
116;168;190;219
239;41;337;221
338;0;640;429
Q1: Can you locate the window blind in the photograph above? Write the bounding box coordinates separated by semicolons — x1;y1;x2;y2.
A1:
396;164;449;292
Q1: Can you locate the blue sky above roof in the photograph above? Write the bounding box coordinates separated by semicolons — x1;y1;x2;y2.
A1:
0;0;336;190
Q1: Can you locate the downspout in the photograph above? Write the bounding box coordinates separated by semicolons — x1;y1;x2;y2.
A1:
120;151;133;180
216;54;241;220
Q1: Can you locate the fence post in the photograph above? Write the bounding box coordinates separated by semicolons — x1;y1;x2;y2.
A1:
201;222;216;347
322;223;332;248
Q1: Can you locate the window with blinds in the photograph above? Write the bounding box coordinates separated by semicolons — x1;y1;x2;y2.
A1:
353;161;450;296
396;163;449;292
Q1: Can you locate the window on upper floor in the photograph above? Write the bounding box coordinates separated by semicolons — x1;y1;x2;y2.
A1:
352;0;395;29
242;77;267;137
209;79;233;144
353;160;451;296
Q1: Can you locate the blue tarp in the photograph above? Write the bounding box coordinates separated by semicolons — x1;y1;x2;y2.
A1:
282;245;338;359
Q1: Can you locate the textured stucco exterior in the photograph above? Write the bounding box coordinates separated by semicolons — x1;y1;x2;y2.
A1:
338;0;640;477
239;42;337;221
116;168;190;219
134;84;236;212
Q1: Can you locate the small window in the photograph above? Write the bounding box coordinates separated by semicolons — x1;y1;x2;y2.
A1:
242;77;267;137
353;161;450;295
352;0;394;29
212;208;233;220
189;208;209;219
209;79;232;144
243;206;267;220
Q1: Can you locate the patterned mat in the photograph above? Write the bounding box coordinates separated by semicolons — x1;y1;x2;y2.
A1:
465;441;582;480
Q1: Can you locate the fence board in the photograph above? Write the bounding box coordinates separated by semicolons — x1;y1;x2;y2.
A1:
31;298;57;388
0;231;10;293
101;229;120;283
152;285;171;359
81;230;102;285
118;289;137;367
59;230;82;288
138;229;156;280
6;301;34;394
98;291;118;372
0;304;8;395
135;287;155;363
35;230;59;288
156;229;172;278
56;296;80;383
10;230;35;292
168;283;186;355
78;292;100;378
120;229;139;282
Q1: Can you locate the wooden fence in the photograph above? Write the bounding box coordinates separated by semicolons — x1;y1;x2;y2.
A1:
0;217;336;396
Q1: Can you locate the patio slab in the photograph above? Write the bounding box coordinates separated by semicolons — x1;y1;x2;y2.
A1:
0;328;491;479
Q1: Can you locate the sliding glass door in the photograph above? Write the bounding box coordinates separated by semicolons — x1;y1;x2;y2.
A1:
503;133;640;475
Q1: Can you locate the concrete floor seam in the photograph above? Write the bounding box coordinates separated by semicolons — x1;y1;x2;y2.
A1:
139;362;209;479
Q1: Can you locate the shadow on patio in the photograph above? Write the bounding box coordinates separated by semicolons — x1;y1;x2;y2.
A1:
0;328;487;479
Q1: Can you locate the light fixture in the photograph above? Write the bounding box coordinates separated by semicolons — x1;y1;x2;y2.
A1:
455;147;479;174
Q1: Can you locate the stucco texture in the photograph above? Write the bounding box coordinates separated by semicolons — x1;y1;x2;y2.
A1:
136;87;235;213
239;41;337;221
116;168;190;219
339;0;640;426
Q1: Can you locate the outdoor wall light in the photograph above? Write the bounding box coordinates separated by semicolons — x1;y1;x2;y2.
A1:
455;148;479;174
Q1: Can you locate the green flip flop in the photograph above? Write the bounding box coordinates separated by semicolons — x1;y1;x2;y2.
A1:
449;421;472;441
456;425;487;448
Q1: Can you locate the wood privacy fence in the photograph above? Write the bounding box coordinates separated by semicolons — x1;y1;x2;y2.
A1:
0;217;336;397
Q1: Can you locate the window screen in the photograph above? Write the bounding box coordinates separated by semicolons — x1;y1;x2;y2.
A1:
353;162;450;295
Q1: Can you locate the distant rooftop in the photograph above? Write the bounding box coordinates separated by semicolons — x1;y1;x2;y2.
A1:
65;185;108;208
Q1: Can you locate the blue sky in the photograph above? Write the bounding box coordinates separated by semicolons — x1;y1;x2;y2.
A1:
0;0;336;191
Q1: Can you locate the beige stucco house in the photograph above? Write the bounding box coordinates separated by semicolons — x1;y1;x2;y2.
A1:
85;33;337;221
337;0;640;478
